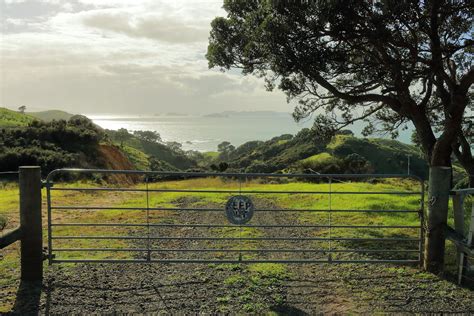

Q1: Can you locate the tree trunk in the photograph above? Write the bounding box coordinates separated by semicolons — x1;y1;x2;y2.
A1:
424;166;452;274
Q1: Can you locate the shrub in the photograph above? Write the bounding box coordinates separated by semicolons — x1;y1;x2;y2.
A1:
0;215;7;230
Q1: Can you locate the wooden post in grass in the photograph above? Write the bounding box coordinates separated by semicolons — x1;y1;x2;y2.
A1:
19;166;43;281
424;166;451;274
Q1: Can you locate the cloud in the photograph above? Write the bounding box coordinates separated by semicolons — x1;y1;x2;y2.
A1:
0;0;295;115
83;12;209;43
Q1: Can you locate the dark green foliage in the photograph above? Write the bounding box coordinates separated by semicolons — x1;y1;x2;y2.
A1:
116;128;131;147
330;136;428;178
343;153;372;174
149;157;179;172
230;141;264;160
0;214;7;230
0;117;103;174
224;128;328;173
206;0;473;182
133;130;161;143
210;162;229;172
0;107;36;127
217;141;235;161
214;128;429;178
106;130;196;170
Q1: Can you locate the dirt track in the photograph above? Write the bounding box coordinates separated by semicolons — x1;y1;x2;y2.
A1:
9;197;474;314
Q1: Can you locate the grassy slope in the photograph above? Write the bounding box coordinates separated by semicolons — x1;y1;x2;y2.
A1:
108;131;196;170
121;145;151;170
326;135;428;178
27;110;74;122
0;108;36;127
228;131;428;177
1;178;472;312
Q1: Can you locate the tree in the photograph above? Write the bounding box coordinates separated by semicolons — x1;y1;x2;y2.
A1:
166;141;183;153
116;128;131;148
452;110;474;185
18;106;26;114
209;163;229;172
133;130;162;143
207;0;473;273
217;141;235;161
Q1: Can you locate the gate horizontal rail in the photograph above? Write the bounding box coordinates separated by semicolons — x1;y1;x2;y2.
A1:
50;206;419;213
50;259;420;264
51;236;421;241
46;168;425;265
51;223;420;228
49;187;420;195
52;248;419;253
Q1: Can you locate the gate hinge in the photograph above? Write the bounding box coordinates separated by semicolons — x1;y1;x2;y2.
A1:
42;247;55;261
41;181;53;189
42;253;56;261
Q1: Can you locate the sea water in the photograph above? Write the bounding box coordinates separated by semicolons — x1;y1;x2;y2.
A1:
88;113;412;152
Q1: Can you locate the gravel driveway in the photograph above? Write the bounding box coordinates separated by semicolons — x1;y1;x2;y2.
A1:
9;197;474;314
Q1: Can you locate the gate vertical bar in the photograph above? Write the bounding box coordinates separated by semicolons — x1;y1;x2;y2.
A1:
328;177;332;262
46;178;53;265
238;175;242;262
145;175;151;262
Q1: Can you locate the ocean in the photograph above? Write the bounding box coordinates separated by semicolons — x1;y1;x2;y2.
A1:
88;113;412;152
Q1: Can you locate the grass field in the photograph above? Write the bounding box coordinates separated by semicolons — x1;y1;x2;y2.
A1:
0;108;36;127
1;177;472;312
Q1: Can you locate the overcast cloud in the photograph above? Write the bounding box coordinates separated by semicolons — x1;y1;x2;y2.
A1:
0;0;294;114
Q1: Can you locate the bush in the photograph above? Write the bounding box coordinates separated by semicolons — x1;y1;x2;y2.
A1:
0;117;102;174
0;215;7;230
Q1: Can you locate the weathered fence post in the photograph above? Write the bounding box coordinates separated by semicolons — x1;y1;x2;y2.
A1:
19;166;43;281
424;166;451;274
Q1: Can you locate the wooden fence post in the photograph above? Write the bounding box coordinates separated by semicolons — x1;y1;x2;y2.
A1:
19;166;43;282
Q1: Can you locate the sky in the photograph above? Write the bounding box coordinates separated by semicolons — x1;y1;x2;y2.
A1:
0;0;295;115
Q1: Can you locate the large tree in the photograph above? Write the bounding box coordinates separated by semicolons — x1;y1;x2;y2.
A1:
207;0;473;273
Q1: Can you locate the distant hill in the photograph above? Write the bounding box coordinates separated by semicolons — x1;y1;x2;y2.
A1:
27;110;75;122
0;107;197;174
325;135;427;177
217;130;429;179
0;108;36;127
204;111;290;118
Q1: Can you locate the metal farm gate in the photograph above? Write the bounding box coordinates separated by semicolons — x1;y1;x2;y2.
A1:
45;169;424;265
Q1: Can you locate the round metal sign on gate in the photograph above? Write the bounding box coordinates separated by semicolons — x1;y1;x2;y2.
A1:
225;195;254;225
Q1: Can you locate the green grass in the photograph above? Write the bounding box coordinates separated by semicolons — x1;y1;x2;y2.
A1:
0;177;470;312
327;134;351;150
0;182;143;312
295;152;341;170
221;262;291;312
299;152;334;163
326;135;428;177
0;108;36;127
203;151;219;159
122;145;150;170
